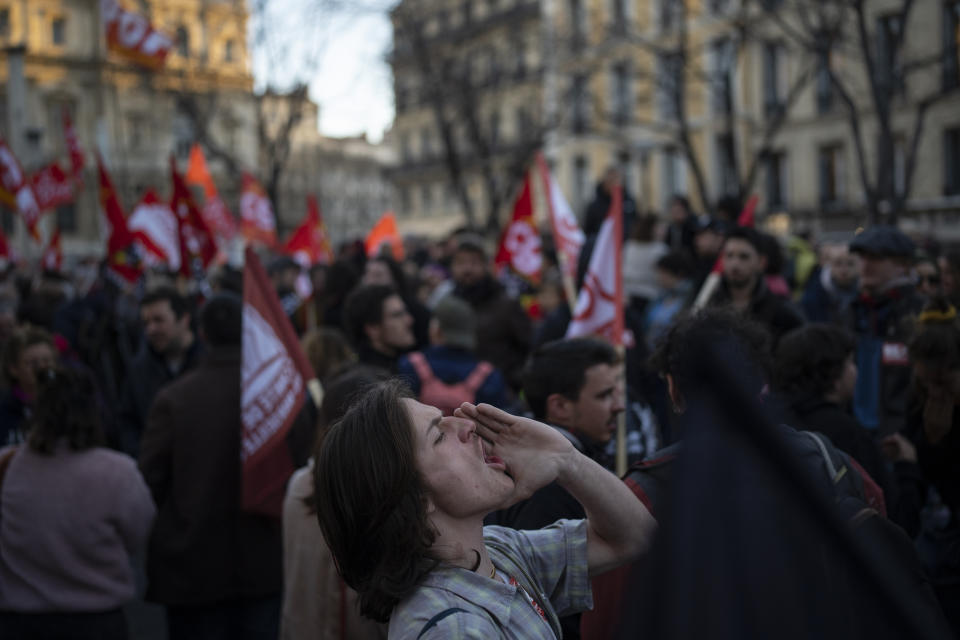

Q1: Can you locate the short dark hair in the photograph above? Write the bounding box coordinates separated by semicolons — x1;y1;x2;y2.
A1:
723;226;763;255
3;325;55;384
522;337;620;421
656;251;696;279
28;367;104;454
909;296;960;370
141;285;189;319
200;293;242;347
342;284;397;347
313;380;438;623
773;324;855;397
369;255;411;298
650;308;772;397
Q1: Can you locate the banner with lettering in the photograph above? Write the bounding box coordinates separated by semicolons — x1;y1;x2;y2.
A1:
101;0;174;70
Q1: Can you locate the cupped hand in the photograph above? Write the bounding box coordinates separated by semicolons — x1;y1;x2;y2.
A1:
454;402;577;503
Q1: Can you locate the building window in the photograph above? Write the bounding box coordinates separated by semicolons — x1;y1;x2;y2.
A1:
816;50;834;114
944;2;960;91
610;0;628;34
711;38;734;115
715;133;738;198
707;0;730;14
877;13;904;95
658;0;678;32
464;0;474;24
818;143;844;205
612;62;631;125
515;107;529;141
52;17;66;46
763;42;784;116
421;128;433;158
765;151;787;209
421;183;433;212
573;155;589;211
571;74;589;133
657;53;682;121
894;135;906;196
224;39;235;63
489;109;500;145
401;187;411;214
56;203;77;232
569;0;586;49
176;26;189;57
0;9;10;40
662;147;687;209
946;127;960;196
400;134;411;162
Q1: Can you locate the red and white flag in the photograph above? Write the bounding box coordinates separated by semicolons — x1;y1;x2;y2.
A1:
0;137;42;238
128;188;181;271
566;186;626;346
98;155;143;285
62;108;85;179
241;246;315;517
185;144;236;243
170;157;217;278
31;163;75;211
41;227;63;272
101;0;173;70
494;172;542;282
240;173;277;248
536;153;584;289
283;194;333;266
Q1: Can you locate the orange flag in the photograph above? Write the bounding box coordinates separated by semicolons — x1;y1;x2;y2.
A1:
494;172;542;282
241;246;315;517
365;211;404;260
240;173;278;248
185;144;236;241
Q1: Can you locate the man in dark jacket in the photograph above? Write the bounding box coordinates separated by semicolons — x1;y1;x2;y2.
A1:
139;294;312;640
846;226;926;435
118;286;202;457
582;167;638;238
450;235;532;391
341;284;415;374
709;226;805;346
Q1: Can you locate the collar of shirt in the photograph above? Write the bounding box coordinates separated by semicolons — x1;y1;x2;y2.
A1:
419;562;518;627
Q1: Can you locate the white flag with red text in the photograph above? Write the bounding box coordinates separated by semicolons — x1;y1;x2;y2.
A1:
128;189;181;271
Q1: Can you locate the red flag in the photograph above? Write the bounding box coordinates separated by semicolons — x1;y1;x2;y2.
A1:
101;0;173;70
62;107;84;178
128;188;181;271
185;144;236;242
283;194;333;266
41;228;62;272
170;156;217;277
98;156;143;285
240;173;277;247
241;246;315;517
0;137;42;238
0;226;10;266
365;211;404;260
566;186;626;346
31;163;75;211
494;172;542;282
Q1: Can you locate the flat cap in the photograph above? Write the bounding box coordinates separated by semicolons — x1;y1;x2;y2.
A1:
849;225;914;259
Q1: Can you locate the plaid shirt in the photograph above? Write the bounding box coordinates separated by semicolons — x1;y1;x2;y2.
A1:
388;519;592;639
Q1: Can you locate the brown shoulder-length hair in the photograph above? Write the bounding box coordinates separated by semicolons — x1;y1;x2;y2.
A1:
313;379;438;623
27;367;104;454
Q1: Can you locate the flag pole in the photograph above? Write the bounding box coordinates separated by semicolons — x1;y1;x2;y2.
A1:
616;344;627;477
612;184;626;477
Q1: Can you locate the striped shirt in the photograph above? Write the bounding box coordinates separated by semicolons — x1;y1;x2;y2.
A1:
388;519;592;639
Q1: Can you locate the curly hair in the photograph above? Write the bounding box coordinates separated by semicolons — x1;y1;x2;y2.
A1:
649;308;772;397
313;379;438;623
27;367;104;454
773;324;855;397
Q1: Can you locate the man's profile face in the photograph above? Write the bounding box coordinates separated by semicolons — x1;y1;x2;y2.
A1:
722;238;763;289
567;363;625;444
141;300;188;355
370;294;414;353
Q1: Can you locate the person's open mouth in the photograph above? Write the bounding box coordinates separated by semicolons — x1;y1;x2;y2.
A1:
480;438;506;471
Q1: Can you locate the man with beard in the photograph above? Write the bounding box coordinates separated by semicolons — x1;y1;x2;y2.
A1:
709;226;804;346
118;286;202;457
450;235;532;391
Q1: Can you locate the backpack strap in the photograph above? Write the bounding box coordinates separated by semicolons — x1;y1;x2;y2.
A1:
462;361;494;395
802;431;848;485
407;352;435;385
416;607;468;639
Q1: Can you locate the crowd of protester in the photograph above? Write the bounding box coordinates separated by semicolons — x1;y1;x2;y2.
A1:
0;174;959;639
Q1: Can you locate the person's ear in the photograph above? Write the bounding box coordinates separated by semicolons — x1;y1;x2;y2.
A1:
546;392;574;424
424;494;437;516
666;373;685;414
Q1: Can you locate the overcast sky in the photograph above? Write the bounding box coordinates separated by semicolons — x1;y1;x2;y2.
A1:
251;3;395;143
